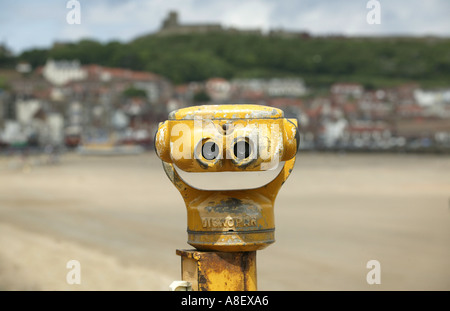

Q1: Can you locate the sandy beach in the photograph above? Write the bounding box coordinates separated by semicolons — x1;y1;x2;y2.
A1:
0;152;449;291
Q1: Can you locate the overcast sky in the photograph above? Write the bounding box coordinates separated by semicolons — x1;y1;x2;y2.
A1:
1;0;450;54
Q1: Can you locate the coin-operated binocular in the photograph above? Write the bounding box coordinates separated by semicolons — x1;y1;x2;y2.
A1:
155;105;298;252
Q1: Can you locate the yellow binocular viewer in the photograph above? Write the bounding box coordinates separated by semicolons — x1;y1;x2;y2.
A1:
155;104;298;252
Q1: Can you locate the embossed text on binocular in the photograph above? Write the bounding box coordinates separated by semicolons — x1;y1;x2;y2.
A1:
201;216;258;228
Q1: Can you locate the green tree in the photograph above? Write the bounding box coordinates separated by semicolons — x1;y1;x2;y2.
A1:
193;90;211;103
123;87;147;98
15;34;450;88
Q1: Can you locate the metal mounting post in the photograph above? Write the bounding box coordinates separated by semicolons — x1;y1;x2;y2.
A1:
176;249;257;291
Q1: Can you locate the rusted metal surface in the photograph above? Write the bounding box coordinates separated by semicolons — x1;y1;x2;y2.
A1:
161;149;296;252
155;105;298;173
177;249;257;291
168;104;282;121
155;104;298;252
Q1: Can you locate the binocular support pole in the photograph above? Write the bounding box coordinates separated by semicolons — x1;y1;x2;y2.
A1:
165;158;295;291
155;105;298;291
176;249;257;291
163;156;295;291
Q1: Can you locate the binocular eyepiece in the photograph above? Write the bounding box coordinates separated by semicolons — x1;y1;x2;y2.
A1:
201;139;251;161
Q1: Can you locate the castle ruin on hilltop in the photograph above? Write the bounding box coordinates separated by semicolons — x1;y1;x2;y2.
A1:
157;11;309;38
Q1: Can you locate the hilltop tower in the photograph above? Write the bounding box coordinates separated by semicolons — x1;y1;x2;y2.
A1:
162;11;179;30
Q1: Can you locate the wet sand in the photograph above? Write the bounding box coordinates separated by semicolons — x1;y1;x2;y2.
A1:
0;152;449;290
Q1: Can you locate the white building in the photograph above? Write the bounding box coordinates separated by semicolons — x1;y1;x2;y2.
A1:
206;78;232;101
16;99;41;124
266;78;306;97
331;83;364;99
42;59;87;86
232;78;306;98
414;89;450;106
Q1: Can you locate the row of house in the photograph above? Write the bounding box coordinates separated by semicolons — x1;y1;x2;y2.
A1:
302;83;450;150
174;77;307;104
1;58;449;153
171;77;450;151
0;59;172;150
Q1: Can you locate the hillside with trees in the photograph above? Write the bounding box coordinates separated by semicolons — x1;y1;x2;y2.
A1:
11;33;450;88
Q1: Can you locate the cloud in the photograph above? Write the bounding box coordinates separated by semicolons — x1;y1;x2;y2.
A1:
221;0;275;31
266;0;450;36
1;0;449;54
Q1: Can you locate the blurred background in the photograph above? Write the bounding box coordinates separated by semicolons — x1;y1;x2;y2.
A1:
0;0;449;290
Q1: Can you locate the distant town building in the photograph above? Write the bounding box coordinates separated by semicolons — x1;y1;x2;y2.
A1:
16;62;32;74
0;91;7;127
414;89;450;106
0;59;175;149
42;59;87;86
205;77;232;102
82;64;172;104
10;99;64;146
16;99;41;124
266;78;306;97
331;83;364;99
231;78;306;99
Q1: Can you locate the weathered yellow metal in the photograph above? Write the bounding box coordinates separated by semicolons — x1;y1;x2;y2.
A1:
155;104;298;252
156;105;298;172
176;249;257;291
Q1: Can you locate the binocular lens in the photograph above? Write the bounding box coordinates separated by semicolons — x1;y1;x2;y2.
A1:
233;141;251;160
202;141;219;160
